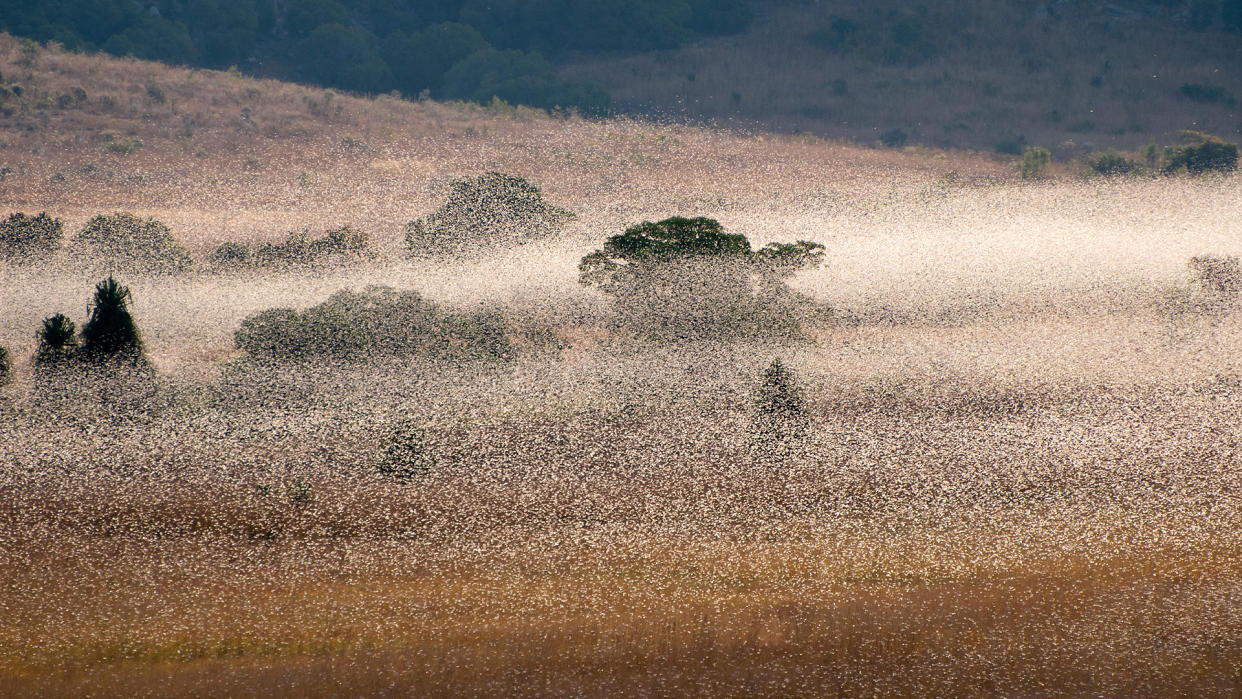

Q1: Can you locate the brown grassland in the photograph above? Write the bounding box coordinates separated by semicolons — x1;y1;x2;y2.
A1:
2;37;1242;696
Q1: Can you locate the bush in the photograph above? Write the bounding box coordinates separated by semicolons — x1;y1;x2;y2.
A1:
1189;255;1241;309
0;346;10;388
73;213;193;274
879;128;908;148
578;217;827;342
1179;83;1235;105
234;285;514;363
211;226;372;269
79;277;148;367
0;212;62;263
34;313;78;367
1087;151;1139;176
376;418;436;480
405;172;575;257
1021;146;1051;180
750;358;811;455
1162;131;1239;174
206;240;253;268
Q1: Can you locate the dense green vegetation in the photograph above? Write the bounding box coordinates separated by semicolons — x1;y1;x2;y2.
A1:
1;0;753;114
578;216;827;342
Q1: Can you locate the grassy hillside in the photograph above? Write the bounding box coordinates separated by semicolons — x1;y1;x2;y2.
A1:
562;0;1242;152
3;36;1242;696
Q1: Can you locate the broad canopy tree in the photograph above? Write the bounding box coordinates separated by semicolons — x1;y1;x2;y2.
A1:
578;216;826;342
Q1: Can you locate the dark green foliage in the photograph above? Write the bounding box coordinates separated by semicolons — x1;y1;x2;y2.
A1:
207;240;254;268
35;313;78;367
1162;131;1239;174
1180;83;1235;105
1021;147;1051;180
1087;151;1139;176
210;227;372;269
376;418;436;480
1227;0;1242;30
296;23;393;93
751;358;811;450
809;9;936;65
79;277;147;366
234;285;514;362
442;49;610;115
0;346;10;388
994;135;1027;156
578;217;826;342
0;212;62;263
285;0;350;37
880;128;907;148
383;23;489;97
405;172;574;257
73;213;193;274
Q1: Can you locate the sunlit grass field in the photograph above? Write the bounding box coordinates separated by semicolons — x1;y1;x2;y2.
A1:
2;37;1242;696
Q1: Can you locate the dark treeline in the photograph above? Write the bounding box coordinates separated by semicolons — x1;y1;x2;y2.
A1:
1;0;754;114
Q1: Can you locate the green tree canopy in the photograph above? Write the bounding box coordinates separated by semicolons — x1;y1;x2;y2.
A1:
578;217;826;342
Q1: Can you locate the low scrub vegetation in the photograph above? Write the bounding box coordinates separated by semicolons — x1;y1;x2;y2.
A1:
234;285;513;363
209;227;373;269
405;172;574;257
579;217;828;342
0;212;62;263
71;213;193;274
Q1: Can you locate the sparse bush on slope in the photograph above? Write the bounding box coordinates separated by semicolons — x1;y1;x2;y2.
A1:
0;212;62;263
376;418;437;481
1189;254;1241;310
1162;131;1239;174
72;213;193;274
209;227;374;269
578;217;827;342
405;172;574;257
235;285;513;363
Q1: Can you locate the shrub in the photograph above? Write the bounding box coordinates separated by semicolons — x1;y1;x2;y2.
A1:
0;346;10;388
1021;146;1051;180
1162;131;1239;174
578;217;827;342
244;226;374;268
73;213;193;274
79;277;148;367
0;212;62;263
1189;255;1241;308
34;313;78;367
750;358;811;455
207;240;253;268
376;418;436;480
405;172;575;257
1179;83;1235;105
1087;151;1139;176
879;128;908;148
234;286;514;363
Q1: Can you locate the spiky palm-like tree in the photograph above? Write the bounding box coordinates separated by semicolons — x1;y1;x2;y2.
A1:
34;313;78;366
79;277;146;365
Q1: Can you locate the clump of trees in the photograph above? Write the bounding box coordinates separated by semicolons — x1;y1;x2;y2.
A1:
0;212;63;263
405;172;575;257
209;226;374;269
30;278;154;404
71;213;193;274
578;217;827;342
1162;131;1238;175
234;285;513;363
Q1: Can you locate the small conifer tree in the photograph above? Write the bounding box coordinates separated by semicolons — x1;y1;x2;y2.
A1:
751;358;811;453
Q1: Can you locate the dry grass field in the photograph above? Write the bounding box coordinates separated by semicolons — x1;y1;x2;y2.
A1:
2;37;1242;696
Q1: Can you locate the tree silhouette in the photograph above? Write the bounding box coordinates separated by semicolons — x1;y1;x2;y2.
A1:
79;277;146;366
